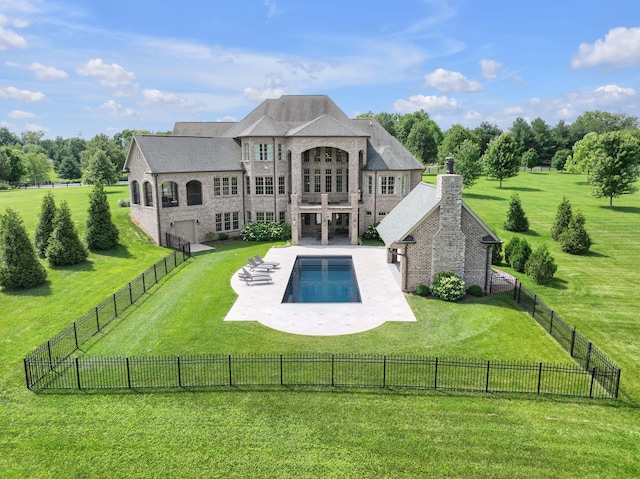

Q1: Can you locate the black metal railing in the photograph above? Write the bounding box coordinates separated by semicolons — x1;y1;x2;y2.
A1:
23;245;191;390
25;353;613;399
490;273;621;399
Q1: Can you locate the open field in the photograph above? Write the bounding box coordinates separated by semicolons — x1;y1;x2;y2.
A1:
1;178;640;478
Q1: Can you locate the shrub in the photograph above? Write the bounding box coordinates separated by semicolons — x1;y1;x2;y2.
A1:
85;182;119;250
525;245;557;284
218;232;228;241
503;237;521;265
240;222;291;242
509;238;532;273
415;284;430;296
46;201;88;266
552;149;571;171
560;211;591;255
550;196;572;241
117;199;130;207
0;208;47;289
432;271;465;302
491;242;503;265
34;191;56;258
362;222;381;240
467;284;484;296
504;193;529;232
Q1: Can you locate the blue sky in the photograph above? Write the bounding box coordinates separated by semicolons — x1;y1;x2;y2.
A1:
2;0;640;139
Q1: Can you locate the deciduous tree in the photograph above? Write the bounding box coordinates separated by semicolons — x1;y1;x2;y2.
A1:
482;132;520;187
453;139;482;188
521;148;539;172
81;149;118;185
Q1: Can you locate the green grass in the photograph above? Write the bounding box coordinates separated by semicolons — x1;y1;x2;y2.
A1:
2;178;640;478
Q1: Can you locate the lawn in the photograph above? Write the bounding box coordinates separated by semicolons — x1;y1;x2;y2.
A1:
1;178;639;478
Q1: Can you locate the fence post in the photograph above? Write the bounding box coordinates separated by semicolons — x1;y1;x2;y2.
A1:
614;369;621;399
485;360;491;392
589;368;597;398
532;295;537;318
512;280;518;301
549;311;554;334
128;282;133;305
73;322;79;349
585;341;593;370
382;355;387;388
570;328;576;357
280;355;283;386
75;357;81;390
154;264;157;283
164;257;168;275
517;282;522;303
95;306;100;331
174;250;178;267
537;362;544;394
331;354;335;387
142;272;146;293
24;358;31;389
434;357;438;390
113;293;118;318
177;356;182;388
47;340;53;370
126;357;132;389
228;354;232;386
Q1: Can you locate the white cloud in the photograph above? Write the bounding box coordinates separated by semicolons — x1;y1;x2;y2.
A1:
0;86;46;102
264;0;280;19
503;106;524;116
8;109;36;119
513;75;528;86
393;94;462;113
77;58;137;88
25;122;48;133
29;62;68;80
529;97;541;105
244;87;285;102
0;25;27;49
100;99;138;118
572;27;640;69
464;111;482;120
480;59;503;79
424;68;482;93
593;84;636;101
142;89;197;108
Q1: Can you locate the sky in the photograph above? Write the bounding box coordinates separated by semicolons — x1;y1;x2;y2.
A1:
2;0;640;139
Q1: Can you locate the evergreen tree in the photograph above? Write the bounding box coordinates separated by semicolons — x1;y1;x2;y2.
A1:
509;238;532;273
560;211;592;255
0;208;47;289
86;182;119;250
34;192;57;258
504;193;529;232
525;245;557;284
491;242;503;265
550;196;572;241
46;201;88;266
503;237;521;265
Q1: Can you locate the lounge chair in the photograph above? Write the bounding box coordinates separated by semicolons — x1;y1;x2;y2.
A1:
238;267;272;285
247;257;275;272
253;254;280;268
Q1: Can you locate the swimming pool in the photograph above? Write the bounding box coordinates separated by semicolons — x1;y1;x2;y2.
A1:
282;255;361;303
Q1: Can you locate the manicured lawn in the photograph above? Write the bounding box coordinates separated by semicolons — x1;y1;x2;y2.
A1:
2;178;640;478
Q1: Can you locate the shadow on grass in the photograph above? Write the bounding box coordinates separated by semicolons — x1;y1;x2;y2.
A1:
463;192;506;201
1;280;52;297
50;258;95;272
89;244;133;259
582;249;608;258
598;205;640;214
546;276;569;290
501;186;543;192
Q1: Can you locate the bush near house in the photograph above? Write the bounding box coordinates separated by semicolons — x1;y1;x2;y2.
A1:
491;242;503;265
415;284;430;296
467;284;484;296
524;245;558;284
240;222;291;241
362;221;381;240
431;271;465;302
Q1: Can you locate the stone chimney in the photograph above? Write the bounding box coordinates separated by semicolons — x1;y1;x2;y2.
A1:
431;162;466;282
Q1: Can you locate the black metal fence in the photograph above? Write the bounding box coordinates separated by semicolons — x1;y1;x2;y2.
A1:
490;274;620;399
25;353;612;398
165;232;191;252
23;245;191;390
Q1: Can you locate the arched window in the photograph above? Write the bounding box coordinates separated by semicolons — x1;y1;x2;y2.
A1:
143;181;153;207
186;180;202;205
161;181;179;207
131;181;140;205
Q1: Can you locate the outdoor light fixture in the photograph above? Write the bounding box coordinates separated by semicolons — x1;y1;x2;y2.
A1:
170;222;174;227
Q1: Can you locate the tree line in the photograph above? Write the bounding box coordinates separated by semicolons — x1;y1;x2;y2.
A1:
0;128;170;187
359;109;640;206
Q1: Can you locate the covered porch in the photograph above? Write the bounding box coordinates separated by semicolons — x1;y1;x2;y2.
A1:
290;192;360;245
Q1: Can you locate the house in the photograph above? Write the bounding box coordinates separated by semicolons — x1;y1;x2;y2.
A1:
376;159;501;293
123;95;425;246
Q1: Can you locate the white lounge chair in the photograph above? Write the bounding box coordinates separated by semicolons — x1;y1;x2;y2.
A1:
238;267;272;285
247;257;275;272
253;254;280;268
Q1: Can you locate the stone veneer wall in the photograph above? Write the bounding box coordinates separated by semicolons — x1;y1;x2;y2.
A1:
461;208;492;290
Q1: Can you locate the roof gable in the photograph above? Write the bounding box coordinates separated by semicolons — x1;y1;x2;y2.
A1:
237;115;287;137
288;114;363;137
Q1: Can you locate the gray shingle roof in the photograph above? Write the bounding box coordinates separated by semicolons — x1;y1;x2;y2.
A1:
355;119;424;171
288;114;363;137
172;122;234;137
376;182;440;244
130;135;241;173
237;115;288;137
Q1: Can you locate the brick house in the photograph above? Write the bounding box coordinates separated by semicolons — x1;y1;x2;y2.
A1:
376;160;501;293
123;95;424;246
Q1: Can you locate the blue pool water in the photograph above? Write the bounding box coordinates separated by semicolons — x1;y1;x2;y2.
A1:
282;256;361;303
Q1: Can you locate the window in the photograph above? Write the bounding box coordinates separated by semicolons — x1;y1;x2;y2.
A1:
143;181;153;206
402;175;408;195
314;147;321;162
278;143;283;161
216;211;240;232
336;150;344;162
222;177;230;196
279;211;285;222
325;169;332;193
336;169;343;193
265;176;274;195
224;212;231;231
231;177;238;195
302;150;310;162
278;176;285;195
161;181;179;208
186;180;202;205
213;177;221;196
246;211;251;224
131;181;140;205
254;143;273;161
243;143;250;162
314;168;321;193
233;212;239;230
255;177;264;195
325;148;332;162
366;176;373;195
245;176;250;194
255;212;275;223
378;176;395;195
215;213;222;232
303;169;310;193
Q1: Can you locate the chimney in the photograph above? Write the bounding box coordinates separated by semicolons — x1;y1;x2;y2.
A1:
445;156;454;174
